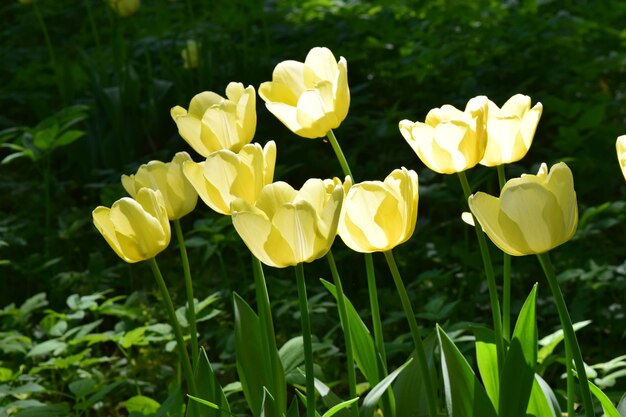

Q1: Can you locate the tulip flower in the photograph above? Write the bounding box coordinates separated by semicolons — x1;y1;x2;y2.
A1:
121;152;198;220
338;168;418;252
259;47;350;139
107;0;140;17
231;177;344;268
480;94;543;167
171;82;256;156
92;188;171;263
468;162;577;256
183;141;276;215
617;135;626;181
181;40;199;69
399;96;488;174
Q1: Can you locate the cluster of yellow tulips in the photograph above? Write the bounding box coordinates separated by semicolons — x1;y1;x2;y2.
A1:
92;45;626;417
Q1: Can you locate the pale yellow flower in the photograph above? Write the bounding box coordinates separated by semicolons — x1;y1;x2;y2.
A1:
231;177;344;268
468;162;577;256
399;96;488;174
338;168;418;252
107;0;140;17
121;152;198;220
617;135;626;181
93;188;171;263
480;94;543;167
259;47;350;139
183;141;276;215
171;82;256;156
181;40;199;69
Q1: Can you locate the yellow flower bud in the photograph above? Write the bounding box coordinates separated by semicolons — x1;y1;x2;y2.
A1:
480;94;543;167
338;168;418;252
399;96;488;174
171;82;257;156
181;40;199;69
107;0;140;17
92;188;171;263
183;141;276;215
121;152;198;220
259;47;350;139
468;162;578;256
231;177;344;268
617;135;626;181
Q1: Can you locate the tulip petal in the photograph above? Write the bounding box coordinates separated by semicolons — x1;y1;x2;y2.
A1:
188;91;224;117
500;94;531;116
259;81;299;107
304;47;339;86
202;102;239;151
93;206;128;262
231;201;283;267
272;60;307;97
256;181;297;218
225;82;244;102
175;116;212;157
264;102;321;139
617;135;626;181
184;160;230;214
262;141;277;186
273;201;320;264
334;58;350;124
544;162;577;241
342;183;391;250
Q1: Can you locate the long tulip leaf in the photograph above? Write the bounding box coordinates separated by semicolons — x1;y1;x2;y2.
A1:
187;348;230;417
588;380;620;417
360;358;413;417
473;326;498;408
526;375;559;417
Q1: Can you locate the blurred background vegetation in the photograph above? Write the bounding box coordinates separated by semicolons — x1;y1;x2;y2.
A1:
1;0;626;415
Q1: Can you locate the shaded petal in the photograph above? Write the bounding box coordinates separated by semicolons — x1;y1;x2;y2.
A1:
272;60;307;97
183;160;230;215
333;57;350;124
231;201;282;267
544;162;577;242
188;91;224;117
259;81;299;107
256;181;297;218
304;47;339;85
273;201;320;264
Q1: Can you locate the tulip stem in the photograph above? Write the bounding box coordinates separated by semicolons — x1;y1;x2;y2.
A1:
326;251;359;417
148;258;197;395
174;220;199;369
295;263;316;417
327;129;353;179
457;171;505;370
496;165;511;342
365;252;395;417
537;253;594;417
383;250;438;417
565;344;576;417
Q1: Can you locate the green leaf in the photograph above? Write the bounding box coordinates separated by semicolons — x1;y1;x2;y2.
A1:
186;395;220;410
527;374;561;417
233;293;285;417
321;280;380;384
187;348;230;417
393;331;437;417
53;130;84;148
323;397;359;417
286;398;300;417
437;325;497;417
75;380;124;411
499;284;538;417
13;404;70;417
616;392;626;417
538;320;591;364
68;379;96;398
361;358;413;417
120;327;148;348
124;396;161;415
473;327;498;408
261;388;278;417
27;340;67;357
588;380;620;417
155;387;183;417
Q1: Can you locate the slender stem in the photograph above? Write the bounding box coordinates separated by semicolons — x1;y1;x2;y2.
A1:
565;344;575;417
174;220;198;369
326;251;359;417
148;258;196;394
326;130;353;179
365;252;395;417
295;263;315;417
537;253;594;417
457;171;505;369
496;165;511;342
383;251;438;417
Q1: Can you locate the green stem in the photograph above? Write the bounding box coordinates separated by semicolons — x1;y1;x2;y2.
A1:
174;220;198;369
295;263;315;417
148;258;197;395
383;250;438;417
496;165;511;342
326;251;359;417
458;171;505;369
536;253;594;417
565;344;575;417
326;130;353;179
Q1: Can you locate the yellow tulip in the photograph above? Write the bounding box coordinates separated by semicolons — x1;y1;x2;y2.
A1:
259;47;350;139
181;40;199;69
617;135;626;181
480;94;543;167
468;162;577;256
107;0;140;17
183;141;276;215
92;188;171;263
399;96;488;174
171;82;256;156
121;152;198;220
231;177;345;268
337;168;418;252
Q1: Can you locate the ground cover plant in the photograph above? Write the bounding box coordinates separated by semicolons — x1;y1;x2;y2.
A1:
2;1;626;416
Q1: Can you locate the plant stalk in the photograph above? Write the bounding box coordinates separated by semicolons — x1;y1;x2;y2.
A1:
458;171;505;369
295;263;315;417
326;129;353;179
174;219;198;369
383;250;438;417
536;252;594;417
496;165;511;342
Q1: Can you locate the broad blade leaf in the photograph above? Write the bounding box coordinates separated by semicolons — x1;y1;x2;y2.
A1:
361;358;413;417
